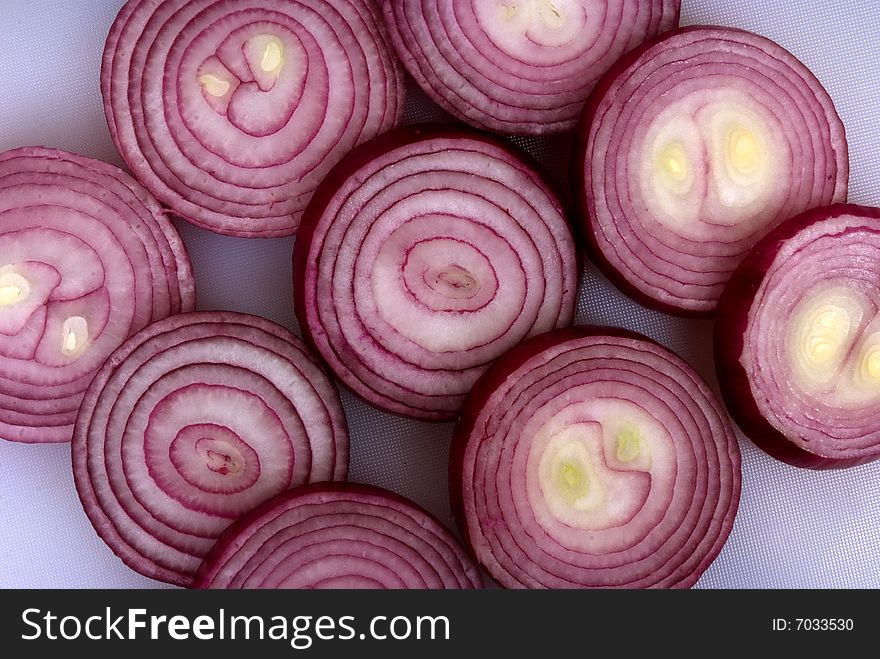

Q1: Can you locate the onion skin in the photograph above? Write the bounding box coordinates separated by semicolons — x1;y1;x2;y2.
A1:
294;124;578;420
716;204;880;470
452;326;741;588
194;482;482;589
574;26;848;317
0;147;194;444
382;1;680;135
103;0;404;238
72;311;349;586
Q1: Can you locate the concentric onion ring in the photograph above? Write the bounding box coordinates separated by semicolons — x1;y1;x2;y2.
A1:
452;327;741;588
575;26;848;315
294;125;579;420
382;1;680;134
72;311;349;586
103;0;404;237
716;205;880;469
195;483;482;589
0;147;194;444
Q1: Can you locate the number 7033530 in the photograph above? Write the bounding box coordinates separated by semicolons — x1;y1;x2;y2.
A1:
772;619;855;631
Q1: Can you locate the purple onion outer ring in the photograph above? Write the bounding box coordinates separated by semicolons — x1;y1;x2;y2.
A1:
194;482;483;589
716;204;880;469
294;123;579;420
0;146;194;444
573;26;848;317
452;326;742;588
72;311;349;586
382;0;680;135
102;0;404;238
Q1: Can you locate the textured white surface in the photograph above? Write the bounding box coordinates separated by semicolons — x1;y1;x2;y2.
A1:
1;0;879;589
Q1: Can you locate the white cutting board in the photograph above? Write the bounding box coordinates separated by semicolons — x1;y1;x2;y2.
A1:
1;0;878;588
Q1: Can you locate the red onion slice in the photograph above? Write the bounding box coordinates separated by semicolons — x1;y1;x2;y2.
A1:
195;483;482;589
382;1;679;134
575;26;848;315
294;125;579;420
716;204;880;469
72;311;349;586
103;0;404;238
0;147;194;444
452;327;741;588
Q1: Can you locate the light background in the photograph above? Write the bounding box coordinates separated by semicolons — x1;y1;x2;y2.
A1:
1;0;878;588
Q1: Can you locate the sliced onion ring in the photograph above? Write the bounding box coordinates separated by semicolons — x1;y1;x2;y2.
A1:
195;483;482;589
294;124;579;420
575;26;848;315
452;327;741;588
382;1;680;134
716;204;880;469
103;0;404;237
72;311;349;586
0;146;194;444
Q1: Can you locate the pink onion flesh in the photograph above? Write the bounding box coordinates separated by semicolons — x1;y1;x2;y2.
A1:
0;147;194;444
103;0;404;237
716;204;880;469
72;311;349;586
382;1;680;135
576;26;848;315
452;327;741;588
294;125;579;420
195;483;482;589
